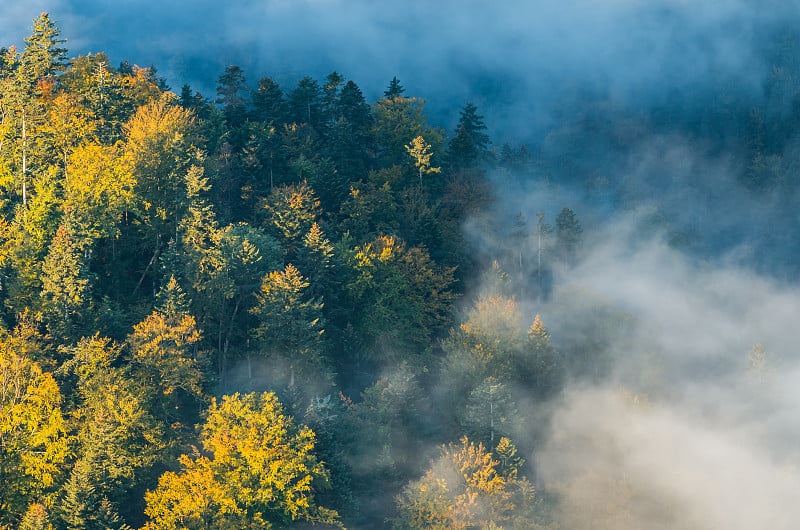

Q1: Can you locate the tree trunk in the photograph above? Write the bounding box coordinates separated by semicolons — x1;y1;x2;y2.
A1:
21;108;27;206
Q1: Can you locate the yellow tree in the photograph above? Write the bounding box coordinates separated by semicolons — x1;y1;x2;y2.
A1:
144;392;340;529
405;135;440;184
393;437;514;529
63;142;135;240
127;309;204;413
0;322;69;525
36;92;95;172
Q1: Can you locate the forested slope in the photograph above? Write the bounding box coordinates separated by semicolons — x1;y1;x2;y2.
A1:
3;12;800;530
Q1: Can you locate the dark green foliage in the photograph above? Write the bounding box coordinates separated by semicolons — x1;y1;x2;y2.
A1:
251;76;288;124
555;206;583;264
289;76;324;129
384;76;405;99
215;65;248;133
447;102;491;169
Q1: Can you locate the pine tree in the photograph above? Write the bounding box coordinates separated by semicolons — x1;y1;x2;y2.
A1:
289;76;324;129
461;377;517;451
384;76;405;99
19;13;67;87
251;76;288;125
40;219;95;337
447;102;490;169
519;314;564;400
215;65;248;132
555;206;582;264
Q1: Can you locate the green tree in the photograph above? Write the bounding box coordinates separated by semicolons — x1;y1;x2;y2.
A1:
251;264;325;387
19;13;67;87
343;235;456;359
372;96;444;168
384;76;405;99
446;102;490;169
251;76;288;125
40;218;96;338
519;315;564;400
555;206;582;264
460;377;517;451
216;65;248;133
289;76;324;129
143;392;340;529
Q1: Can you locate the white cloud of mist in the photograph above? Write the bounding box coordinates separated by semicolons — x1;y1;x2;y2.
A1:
516;212;800;529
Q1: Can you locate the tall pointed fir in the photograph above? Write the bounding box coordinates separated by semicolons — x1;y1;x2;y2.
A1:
384;76;405;99
447;102;490;169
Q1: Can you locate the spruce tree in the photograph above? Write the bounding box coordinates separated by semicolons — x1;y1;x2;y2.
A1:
447;102;490;169
383;76;405;99
20;13;67;87
251;76;288;124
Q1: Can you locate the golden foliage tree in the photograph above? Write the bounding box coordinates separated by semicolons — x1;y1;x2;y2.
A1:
144;392;340;529
0;323;69;525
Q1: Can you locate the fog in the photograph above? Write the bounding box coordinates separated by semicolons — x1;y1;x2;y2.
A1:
475;205;800;528
4;0;799;138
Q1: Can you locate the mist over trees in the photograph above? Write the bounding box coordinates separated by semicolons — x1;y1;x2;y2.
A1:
2;8;800;530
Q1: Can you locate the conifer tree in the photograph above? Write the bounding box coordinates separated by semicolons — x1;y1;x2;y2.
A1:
251;76;288;125
19;13;67;87
555;206;582;264
289;76;324;129
251;264;325;387
384;76;405;99
461;376;517;451
447;102;490;169
215;65;248;132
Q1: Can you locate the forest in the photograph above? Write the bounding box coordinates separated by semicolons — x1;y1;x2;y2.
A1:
2;9;800;530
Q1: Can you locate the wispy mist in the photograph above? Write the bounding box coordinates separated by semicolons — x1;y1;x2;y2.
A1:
5;0;800;139
485;209;800;528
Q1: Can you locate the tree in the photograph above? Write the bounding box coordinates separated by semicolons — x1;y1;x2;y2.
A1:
461;377;517;451
251;264;325;387
447;102;490;169
252;76;288;125
392;437;514;529
143;392;340;528
288;76;324;129
0;323;69;525
127;309;204;411
64;142;135;240
343;235;456;359
216;65;248;133
519;315;563;400
555;206;582;264
384;76;405;99
406;135;441;184
40;218;95;338
19;13;67;87
263;180;322;256
124;92;199;247
372;96;444;167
